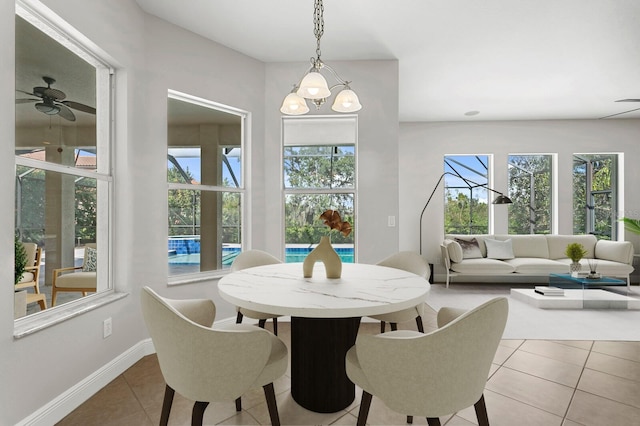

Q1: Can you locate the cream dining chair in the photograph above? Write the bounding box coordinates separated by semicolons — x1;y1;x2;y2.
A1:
347;297;508;426
368;251;431;333
15;242;47;311
51;243;97;306
140;286;288;426
231;249;283;335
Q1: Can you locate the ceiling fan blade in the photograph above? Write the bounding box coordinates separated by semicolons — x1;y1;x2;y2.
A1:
56;104;77;121
16;98;39;104
615;99;640;102
599;107;640;119
62;100;96;114
17;89;38;97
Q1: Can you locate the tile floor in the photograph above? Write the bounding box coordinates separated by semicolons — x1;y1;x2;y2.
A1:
57;306;640;426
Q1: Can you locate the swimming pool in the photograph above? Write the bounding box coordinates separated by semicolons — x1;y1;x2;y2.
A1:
168;247;354;265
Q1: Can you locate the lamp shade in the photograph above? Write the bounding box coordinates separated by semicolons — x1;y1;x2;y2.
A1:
280;92;310;115
331;88;362;113
297;71;331;99
35;102;60;115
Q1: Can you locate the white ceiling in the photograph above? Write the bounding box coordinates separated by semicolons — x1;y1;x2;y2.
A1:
134;0;640;122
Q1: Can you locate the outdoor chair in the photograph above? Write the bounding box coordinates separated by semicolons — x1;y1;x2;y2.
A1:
368;251;431;332
347;297;508;426
140;286;287;426
51;243;97;306
15;242;46;311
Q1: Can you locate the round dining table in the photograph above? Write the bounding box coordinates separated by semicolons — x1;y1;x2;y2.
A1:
218;262;430;413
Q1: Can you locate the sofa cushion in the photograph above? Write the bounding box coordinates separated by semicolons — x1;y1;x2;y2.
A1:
546;235;597;260
554;258;634;277
55;272;97;289
485;238;515;260
449;258;515;274
504;258;568;274
595;240;634;264
444;239;464;263
493;234;549;258
454;237;482;259
446;234;490;257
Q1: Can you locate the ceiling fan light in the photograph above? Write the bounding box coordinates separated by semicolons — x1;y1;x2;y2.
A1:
35;102;60;115
331;88;362;113
280;92;310;115
297;71;331;99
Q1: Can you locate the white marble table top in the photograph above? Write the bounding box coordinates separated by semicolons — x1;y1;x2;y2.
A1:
218;262;430;318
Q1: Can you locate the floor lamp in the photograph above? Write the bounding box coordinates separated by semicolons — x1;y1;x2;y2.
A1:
419;172;512;255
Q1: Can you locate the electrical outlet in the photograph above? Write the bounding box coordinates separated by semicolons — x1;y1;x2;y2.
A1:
103;317;112;338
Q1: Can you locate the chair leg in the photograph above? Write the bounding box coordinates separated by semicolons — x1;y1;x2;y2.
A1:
474;394;490;426
160;384;175;426
236;311;243;324
390;322;398;331
416;315;424;333
356;391;373;426
407;415;413;423
380;321;386;333
426;418;441;426
273;317;278;335
258;319;267;328
263;383;281;426
191;401;209;426
51;288;58;307
235;397;242;411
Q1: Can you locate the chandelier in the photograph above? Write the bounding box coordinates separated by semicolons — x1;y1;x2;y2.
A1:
280;0;362;115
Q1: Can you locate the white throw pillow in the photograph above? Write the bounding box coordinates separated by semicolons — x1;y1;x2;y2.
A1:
485;238;515;260
446;240;464;263
454;237;482;259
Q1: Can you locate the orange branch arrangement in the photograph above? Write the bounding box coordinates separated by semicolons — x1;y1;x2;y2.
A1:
319;209;352;237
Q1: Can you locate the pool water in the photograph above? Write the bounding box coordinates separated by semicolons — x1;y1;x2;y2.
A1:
168;248;354;265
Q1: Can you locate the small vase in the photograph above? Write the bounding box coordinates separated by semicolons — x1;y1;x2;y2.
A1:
569;261;581;273
303;236;342;278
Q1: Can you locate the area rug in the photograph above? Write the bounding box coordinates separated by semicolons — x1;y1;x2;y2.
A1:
426;283;640;341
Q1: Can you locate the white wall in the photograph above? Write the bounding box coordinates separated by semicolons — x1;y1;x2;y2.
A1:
399;119;640;275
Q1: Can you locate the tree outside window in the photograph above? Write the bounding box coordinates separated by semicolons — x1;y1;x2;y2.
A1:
444;155;489;234
508;155;552;234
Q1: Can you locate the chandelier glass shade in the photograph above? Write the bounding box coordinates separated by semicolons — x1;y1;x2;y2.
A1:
280;0;362;115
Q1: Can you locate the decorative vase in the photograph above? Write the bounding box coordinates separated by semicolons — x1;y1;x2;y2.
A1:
569;261;582;273
303;236;342;278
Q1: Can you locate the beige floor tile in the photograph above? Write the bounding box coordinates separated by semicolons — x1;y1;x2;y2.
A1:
577;368;640;409
566;390;640;426
344;397;429;426
444;415;478;425
457;390;564;426
329;412;359;425
551;340;593;351
561;420;584;426
493;344;517;365
586;351;640;383
504;349;584;387
500;339;524;349
519;340;590;366
592;340;640;363
247;390;349;426
486;367;574;416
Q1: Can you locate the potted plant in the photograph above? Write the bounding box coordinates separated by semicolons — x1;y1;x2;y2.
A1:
14;234;28;319
620;217;640;235
565;242;587;273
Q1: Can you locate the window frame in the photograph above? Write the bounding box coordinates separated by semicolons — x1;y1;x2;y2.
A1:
14;0;118;337
166;90;248;283
281;115;358;263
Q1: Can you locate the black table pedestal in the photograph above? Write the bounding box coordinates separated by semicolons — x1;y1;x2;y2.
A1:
290;316;361;413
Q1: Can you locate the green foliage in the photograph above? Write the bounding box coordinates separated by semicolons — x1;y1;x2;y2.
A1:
572;155;615;239
14;234;27;285
620;217;640;235
565;243;587;262
444;191;488;234
508;155;552;234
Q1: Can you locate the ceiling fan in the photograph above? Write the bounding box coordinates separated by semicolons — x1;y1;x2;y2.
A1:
16;76;96;122
599;99;640;119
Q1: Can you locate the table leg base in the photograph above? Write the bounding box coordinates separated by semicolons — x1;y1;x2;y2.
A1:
291;316;361;413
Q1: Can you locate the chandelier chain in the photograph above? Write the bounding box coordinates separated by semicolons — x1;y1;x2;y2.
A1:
313;0;324;62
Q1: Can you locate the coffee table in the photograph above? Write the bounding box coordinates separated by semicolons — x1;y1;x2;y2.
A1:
511;273;639;309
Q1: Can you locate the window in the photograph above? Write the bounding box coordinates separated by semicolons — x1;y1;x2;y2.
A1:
282;116;356;262
167;91;245;277
15;5;112;318
444;155;490;234
573;154;618;240
508;154;553;234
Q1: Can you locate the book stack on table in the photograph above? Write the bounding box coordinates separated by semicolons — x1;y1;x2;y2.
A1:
534;286;565;296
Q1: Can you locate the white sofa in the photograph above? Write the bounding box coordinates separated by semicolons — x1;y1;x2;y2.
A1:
440;234;634;287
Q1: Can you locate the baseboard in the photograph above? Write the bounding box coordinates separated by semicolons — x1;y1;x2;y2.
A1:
17;338;155;426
